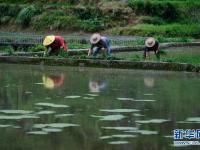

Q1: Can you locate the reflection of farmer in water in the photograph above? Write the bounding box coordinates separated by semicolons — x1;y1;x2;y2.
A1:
89;80;107;93
144;77;155;88
42;74;65;89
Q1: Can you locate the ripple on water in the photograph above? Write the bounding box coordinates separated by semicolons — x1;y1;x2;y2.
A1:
64;96;81;99
85;94;99;97
0;124;12;128
108;141;129;145
0;115;39;120
27;131;48;135
83;97;95;100
55;114;75;118
33;123;80;129
133;99;156;102
0;110;33;114
135;119;169;124
102;126;138;131
124;129;158;135
133;113;144;117
42;128;62;133
117;98;134;101
91;114;126;121
35;103;69;108
186;117;200;122
100;109;140;113
36;111;56;115
100;134;137;140
34;83;44;85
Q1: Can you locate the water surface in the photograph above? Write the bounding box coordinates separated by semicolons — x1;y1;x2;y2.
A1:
0;63;199;150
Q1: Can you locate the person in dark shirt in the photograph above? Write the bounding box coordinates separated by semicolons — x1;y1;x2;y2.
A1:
43;35;68;56
88;33;111;56
144;37;160;59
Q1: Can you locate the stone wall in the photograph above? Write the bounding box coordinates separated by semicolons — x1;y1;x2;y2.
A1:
0;56;199;72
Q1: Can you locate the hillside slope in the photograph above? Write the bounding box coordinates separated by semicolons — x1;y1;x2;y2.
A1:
0;0;199;38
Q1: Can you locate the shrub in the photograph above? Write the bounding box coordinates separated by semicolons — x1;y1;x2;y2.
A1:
0;3;21;17
32;13;80;30
0;16;11;25
128;0;180;22
72;6;102;20
16;5;39;27
98;1;133;20
80;18;105;32
0;46;14;55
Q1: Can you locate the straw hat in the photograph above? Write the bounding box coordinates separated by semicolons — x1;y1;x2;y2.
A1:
145;37;156;48
43;35;55;46
90;33;101;44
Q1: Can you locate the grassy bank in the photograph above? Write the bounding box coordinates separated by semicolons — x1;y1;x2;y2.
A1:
106;23;200;38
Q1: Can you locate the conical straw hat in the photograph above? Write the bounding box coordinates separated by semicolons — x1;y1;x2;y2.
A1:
145;37;156;48
43;35;55;46
90;33;101;44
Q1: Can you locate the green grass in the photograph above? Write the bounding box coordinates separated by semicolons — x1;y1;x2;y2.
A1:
107;23;200;38
160;56;200;64
68;43;90;49
0;46;14;55
113;47;200;64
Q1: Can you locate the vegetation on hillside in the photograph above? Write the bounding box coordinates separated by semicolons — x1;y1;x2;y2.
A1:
0;0;199;38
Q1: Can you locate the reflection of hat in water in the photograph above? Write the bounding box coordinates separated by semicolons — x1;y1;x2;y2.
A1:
89;81;100;93
43;35;55;46
90;33;101;44
42;75;54;89
42;75;64;89
145;37;156;48
144;77;155;88
89;80;106;93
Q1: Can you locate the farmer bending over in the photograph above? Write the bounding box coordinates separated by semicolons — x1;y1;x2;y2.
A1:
43;35;68;56
144;37;160;59
88;33;111;56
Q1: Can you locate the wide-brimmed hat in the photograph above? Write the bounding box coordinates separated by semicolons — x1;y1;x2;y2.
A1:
43;35;55;46
145;37;156;48
90;33;101;44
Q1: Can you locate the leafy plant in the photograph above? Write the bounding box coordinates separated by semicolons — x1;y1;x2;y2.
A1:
128;0;180;22
16;5;39;27
0;46;14;55
58;49;69;58
27;45;46;52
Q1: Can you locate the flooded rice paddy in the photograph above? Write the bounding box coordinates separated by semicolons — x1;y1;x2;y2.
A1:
0;63;199;150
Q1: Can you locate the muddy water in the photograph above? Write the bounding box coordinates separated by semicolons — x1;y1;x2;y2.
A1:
0;64;199;150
